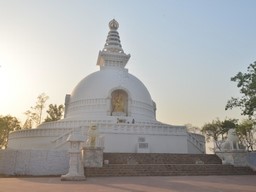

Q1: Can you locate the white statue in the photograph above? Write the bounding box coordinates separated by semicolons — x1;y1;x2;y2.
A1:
83;124;104;168
217;129;247;166
221;129;240;151
86;124;99;148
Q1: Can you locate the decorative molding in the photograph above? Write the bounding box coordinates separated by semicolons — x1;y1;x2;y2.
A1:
65;97;155;120
10;122;187;141
9;128;73;140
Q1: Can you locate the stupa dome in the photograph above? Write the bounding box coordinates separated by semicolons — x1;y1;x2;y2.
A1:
70;69;153;105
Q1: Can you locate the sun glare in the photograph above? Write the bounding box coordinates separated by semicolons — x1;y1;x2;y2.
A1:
0;56;28;120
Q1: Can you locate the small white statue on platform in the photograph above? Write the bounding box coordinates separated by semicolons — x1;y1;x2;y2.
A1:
86;123;99;148
216;129;247;166
83;123;104;168
221;129;240;151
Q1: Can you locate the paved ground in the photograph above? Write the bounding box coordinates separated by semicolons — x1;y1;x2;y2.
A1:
0;175;256;192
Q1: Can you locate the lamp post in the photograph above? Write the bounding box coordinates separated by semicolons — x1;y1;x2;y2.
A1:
61;128;86;181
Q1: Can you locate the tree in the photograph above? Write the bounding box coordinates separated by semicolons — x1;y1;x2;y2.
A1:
236;119;256;151
44;104;64;122
22;118;32;129
226;61;256;118
0;115;21;149
201;119;222;151
24;93;49;128
201;118;237;151
185;124;201;134
220;119;238;139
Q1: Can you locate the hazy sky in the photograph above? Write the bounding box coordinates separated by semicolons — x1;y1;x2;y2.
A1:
0;0;256;127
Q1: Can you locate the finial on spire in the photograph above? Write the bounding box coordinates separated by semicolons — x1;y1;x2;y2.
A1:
103;19;123;53
96;19;130;69
109;19;119;30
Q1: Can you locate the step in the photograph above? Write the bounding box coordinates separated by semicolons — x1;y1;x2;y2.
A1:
103;153;222;165
85;164;256;177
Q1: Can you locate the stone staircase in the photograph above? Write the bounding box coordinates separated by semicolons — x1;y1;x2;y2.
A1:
85;153;256;177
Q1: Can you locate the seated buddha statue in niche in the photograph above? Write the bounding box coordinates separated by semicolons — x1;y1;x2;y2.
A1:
113;94;124;112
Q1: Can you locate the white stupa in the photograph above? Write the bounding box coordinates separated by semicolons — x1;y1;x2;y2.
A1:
8;19;205;154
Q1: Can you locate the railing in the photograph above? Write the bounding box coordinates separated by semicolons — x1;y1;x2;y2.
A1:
37;119;174;129
37;119;114;129
51;126;104;149
10;122;187;140
97;123;186;136
187;133;205;153
8;128;71;139
51;128;74;148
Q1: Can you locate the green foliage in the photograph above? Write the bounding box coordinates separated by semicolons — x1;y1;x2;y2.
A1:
201;119;222;142
201;117;255;152
24;93;49;128
44;104;64;122
226;61;256;118
201;118;237;151
220;119;238;138
225;61;256;151
236;119;255;151
0;115;21;149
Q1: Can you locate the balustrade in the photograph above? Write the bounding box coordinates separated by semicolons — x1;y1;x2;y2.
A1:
187;133;205;153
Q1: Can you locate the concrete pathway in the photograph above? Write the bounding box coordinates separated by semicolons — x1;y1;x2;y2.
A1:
0;175;256;192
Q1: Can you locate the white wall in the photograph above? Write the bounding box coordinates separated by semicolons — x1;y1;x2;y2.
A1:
7;123;204;154
0;149;69;176
8;136;56;150
103;133;188;153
